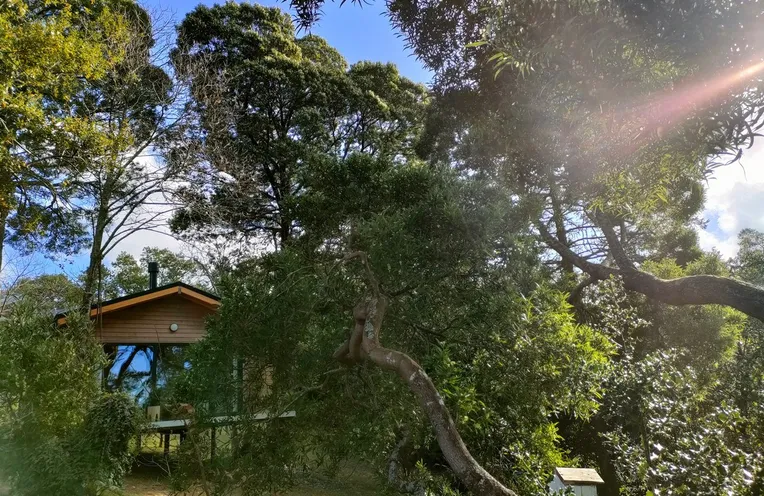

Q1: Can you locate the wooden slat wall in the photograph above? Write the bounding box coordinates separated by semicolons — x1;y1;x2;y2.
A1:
95;294;214;344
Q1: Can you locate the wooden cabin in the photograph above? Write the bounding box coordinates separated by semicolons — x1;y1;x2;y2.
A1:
56;262;293;456
54;263;222;452
57;282;220;344
55;264;221;345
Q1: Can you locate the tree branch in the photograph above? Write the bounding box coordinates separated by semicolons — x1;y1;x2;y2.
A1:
593;213;636;271
537;221;764;321
333;252;517;496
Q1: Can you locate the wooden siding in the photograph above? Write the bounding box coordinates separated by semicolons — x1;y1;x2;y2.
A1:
94;294;213;344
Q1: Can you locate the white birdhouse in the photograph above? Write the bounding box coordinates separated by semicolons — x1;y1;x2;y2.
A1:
549;467;605;496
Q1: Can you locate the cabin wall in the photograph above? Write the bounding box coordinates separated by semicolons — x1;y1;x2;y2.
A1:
94;294;213;344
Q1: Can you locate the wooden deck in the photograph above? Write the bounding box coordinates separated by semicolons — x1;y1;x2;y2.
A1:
145;411;297;432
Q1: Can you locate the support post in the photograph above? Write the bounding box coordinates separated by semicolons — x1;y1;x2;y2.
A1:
163;432;170;458
211;427;217;460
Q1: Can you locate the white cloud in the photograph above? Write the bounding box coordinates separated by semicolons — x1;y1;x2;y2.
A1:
106;226;181;263
102;153;182;263
699;141;764;259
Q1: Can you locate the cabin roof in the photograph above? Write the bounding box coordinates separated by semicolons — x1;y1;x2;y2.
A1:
55;282;220;326
554;467;605;485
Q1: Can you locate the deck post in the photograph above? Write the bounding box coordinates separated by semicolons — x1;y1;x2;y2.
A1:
163;432;171;458
211;427;217;460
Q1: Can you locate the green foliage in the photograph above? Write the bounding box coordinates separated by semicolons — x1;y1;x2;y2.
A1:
2;2;762;495
0;0;131;257
574;276;763;495
603;351;760;496
172;154;614;494
169;3;427;251
639;257;744;366
0;303;141;495
100;247;208;299
4;273;83;315
733;228;764;287
76;393;144;487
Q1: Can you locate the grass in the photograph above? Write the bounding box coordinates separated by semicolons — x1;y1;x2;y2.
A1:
119;462;382;496
121;467;381;496
0;434;383;496
116;432;383;496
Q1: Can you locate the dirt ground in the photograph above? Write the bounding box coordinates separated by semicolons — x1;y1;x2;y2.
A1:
124;472;170;496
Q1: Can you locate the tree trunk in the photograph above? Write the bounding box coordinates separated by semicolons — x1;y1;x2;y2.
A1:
387;426;426;495
547;169;573;275
0;203;9;274
370;346;517;496
538;221;764;321
82;201;109;310
114;346;145;390
336;296;518;496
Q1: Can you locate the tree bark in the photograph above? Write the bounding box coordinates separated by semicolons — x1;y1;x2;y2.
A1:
537;222;764;321
387;426;426;495
335;295;518;496
82;199;110;310
547;169;573;275
0;205;8;274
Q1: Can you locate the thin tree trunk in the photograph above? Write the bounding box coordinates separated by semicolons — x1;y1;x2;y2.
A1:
82;202;109;310
0;204;9;275
387;426;425;495
114;346;145;390
547;169;573;275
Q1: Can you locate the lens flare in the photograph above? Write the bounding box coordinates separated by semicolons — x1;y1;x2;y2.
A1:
638;59;764;133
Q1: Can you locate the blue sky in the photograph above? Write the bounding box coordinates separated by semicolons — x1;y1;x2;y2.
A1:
148;0;431;83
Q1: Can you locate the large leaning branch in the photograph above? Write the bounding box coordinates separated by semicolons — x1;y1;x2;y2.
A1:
334;254;517;496
537;222;764;321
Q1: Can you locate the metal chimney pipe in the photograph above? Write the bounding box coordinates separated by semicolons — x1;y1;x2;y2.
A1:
148;262;159;290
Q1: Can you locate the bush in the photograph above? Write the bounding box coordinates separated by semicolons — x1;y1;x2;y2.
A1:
0;304;142;495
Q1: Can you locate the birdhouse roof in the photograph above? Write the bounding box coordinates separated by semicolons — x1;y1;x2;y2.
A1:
554;467;605;485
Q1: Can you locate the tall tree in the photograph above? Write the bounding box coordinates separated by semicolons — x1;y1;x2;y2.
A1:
166;6;617;496
0;0;130;269
372;2;764;493
178;155;613;496
169;3;426;253
383;0;764;319
71;3;179;306
163;1;764;494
